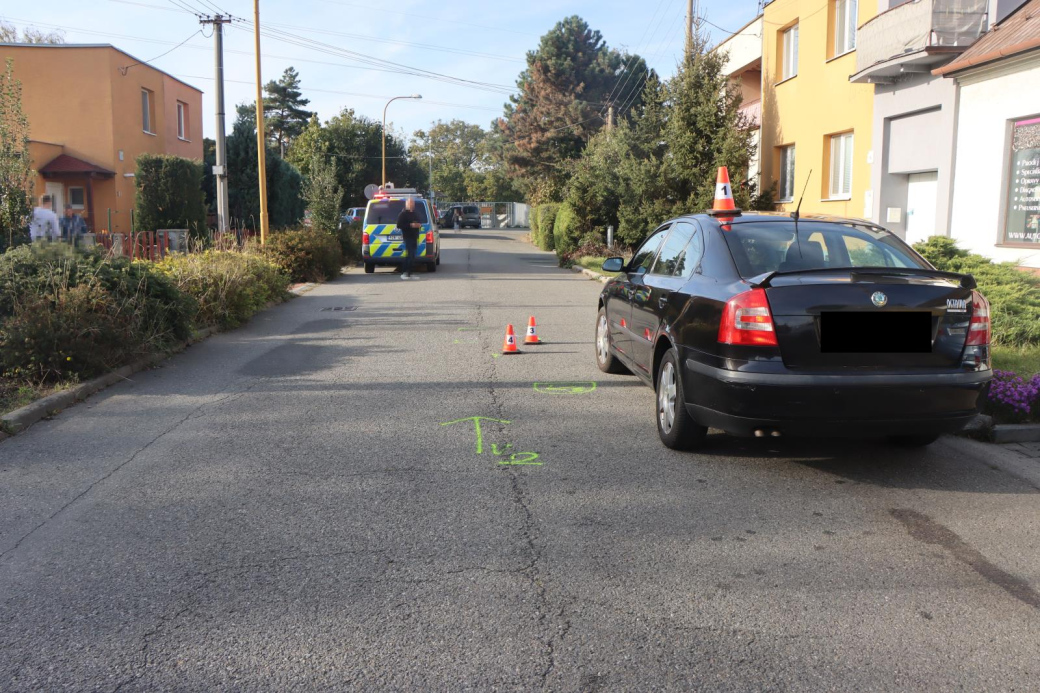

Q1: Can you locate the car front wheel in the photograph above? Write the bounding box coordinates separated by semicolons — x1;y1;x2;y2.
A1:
656;348;707;451
596;308;628;374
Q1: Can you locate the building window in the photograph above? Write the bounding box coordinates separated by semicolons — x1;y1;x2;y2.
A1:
834;0;857;56
177;101;188;140
779;145;796;202
781;24;799;80
68;187;85;209
1004;115;1040;245
142;88;155;134
829;132;854;199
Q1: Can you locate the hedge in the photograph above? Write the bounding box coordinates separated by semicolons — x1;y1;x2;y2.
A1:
552;202;579;254
914;237;1040;347
263;228;344;283
529;206;542;245
536;203;558;252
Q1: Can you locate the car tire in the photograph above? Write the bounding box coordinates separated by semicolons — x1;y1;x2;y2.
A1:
888;433;941;447
595;307;629;375
436;256;441;265
427;261;437;273
656;348;708;451
364;262;374;274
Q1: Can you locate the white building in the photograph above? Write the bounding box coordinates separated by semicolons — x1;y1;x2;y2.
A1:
714;16;763;195
937;0;1040;268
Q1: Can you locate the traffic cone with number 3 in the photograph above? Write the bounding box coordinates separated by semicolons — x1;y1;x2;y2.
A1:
502;324;520;354
524;316;542;345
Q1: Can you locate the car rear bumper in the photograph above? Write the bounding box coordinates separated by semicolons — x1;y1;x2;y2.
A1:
682;356;991;437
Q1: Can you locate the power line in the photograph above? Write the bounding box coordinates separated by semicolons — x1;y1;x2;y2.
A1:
601;0;668;117
118;28;200;73
313;0;538;38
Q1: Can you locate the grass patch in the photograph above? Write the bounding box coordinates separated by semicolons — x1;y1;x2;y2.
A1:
992;346;1040;377
574;256;619;277
0;378;77;416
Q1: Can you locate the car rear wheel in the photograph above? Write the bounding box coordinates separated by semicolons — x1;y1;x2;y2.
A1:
427;261;437;273
364;262;374;274
596;308;628;374
656;349;707;451
888;433;941;447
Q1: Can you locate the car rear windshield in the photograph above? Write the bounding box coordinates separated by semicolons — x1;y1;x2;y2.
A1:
720;221;930;278
463;206;479;214
366;200;428;224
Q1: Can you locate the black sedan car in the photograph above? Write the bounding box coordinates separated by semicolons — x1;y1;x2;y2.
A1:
596;212;992;450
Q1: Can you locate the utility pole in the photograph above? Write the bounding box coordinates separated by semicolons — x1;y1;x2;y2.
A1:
427;128;433;199
686;0;694;54
607;105;614;132
200;14;232;235
253;0;270;245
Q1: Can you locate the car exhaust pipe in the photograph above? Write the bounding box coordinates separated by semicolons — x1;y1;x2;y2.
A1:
754;428;783;438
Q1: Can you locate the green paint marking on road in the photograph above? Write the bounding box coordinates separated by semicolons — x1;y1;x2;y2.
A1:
490;443;513;455
440;416;511;455
533;381;597;395
499;451;541;465
492;353;501;359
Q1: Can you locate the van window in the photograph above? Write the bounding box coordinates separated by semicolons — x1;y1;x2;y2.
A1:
366;200;429;224
463;206;479;215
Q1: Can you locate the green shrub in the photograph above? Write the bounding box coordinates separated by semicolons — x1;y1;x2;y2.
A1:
263;228;343;283
529;205;541;244
335;219;363;262
553;202;580;255
156;251;289;329
914;236;1040;347
0;245;194;382
134;154;208;238
536;203;558;252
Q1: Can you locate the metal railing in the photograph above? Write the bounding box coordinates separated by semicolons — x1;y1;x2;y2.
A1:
855;0;988;73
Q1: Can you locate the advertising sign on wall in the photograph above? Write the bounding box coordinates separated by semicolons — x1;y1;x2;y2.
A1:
1005;116;1040;245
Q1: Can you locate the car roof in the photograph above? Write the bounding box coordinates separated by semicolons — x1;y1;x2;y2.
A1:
674;211;889;233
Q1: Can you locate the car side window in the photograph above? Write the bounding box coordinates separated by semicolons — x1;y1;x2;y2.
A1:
650;223;695;276
629;225;671;274
673;225;705;279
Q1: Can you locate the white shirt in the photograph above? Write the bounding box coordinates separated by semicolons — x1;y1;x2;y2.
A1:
30;207;60;240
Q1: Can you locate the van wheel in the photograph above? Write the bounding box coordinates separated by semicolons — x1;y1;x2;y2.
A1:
364;262;374;274
436;256;441;265
656;349;707;451
427;262;437;273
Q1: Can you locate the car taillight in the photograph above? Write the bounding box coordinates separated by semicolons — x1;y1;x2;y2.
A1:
966;290;990;346
718;288;778;346
426;231;434;244
362;232;369;245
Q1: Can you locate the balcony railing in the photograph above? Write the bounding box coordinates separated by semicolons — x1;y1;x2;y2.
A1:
739;98;762;129
854;0;988;76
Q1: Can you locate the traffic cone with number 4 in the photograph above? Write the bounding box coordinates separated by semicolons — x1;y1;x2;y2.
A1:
502;324;520;354
524;316;542;345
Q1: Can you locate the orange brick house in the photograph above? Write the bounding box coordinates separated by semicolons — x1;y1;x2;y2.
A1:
1;43;203;233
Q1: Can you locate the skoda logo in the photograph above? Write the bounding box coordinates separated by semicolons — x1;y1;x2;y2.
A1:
871;291;888;308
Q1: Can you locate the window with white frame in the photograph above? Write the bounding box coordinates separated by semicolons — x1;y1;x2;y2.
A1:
142;89;154;134
834;0;857;56
779;145;796;201
177;102;187;139
782;24;799;80
829;132;854;199
68;187;85;209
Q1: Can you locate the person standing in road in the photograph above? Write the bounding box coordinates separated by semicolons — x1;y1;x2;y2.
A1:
30;194;61;242
396;197;423;280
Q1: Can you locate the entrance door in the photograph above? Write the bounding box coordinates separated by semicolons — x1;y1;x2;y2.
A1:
45;182;64;217
905;171;938;245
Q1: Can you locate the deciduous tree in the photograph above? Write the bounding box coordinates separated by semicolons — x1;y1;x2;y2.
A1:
0;59;34;250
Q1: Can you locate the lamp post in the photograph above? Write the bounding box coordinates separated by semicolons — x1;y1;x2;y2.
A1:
382;94;422;187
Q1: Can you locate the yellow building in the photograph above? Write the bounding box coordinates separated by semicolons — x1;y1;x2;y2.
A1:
760;0;875;218
0;43;203;234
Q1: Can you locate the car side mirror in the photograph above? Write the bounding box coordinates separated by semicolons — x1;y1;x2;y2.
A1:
602;257;625;273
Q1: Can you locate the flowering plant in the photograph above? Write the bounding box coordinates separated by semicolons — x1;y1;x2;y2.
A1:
983;370;1040;424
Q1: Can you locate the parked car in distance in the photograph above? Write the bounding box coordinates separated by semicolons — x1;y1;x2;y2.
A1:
447;205;481;229
596;211;992;451
340;207;365;228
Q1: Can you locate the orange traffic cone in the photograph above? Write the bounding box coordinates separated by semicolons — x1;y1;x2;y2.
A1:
713;166;737;212
524;316;542;345
502;324;520;354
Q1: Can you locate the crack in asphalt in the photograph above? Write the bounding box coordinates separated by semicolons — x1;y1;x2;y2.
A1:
0;381;262;566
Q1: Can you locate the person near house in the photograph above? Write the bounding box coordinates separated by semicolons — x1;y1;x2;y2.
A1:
30;194;61;241
61;208;87;239
396;197;423;281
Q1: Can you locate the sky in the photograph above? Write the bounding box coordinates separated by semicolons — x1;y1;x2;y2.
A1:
2;0;761;142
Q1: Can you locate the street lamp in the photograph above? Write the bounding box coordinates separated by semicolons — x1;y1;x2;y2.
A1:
382;94;422;187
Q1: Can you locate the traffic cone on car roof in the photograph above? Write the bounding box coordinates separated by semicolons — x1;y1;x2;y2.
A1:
713;166;737;212
502;324;520;355
524;316;542;345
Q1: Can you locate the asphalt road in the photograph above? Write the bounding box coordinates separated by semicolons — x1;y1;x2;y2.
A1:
2;229;1039;691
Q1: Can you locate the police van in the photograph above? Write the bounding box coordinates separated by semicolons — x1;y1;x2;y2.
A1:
361;187;440;274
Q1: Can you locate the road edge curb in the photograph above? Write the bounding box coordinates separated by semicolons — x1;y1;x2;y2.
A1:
0;290;303;441
570;265;610;283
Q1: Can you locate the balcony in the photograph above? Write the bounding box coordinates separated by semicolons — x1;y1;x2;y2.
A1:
739;98;762;129
851;0;988;82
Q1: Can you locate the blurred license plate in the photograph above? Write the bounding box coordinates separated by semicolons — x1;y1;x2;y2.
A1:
820;312;931;353
386;233;403;241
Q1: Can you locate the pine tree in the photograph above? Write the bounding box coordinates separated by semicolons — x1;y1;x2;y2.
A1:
264;67;314;157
